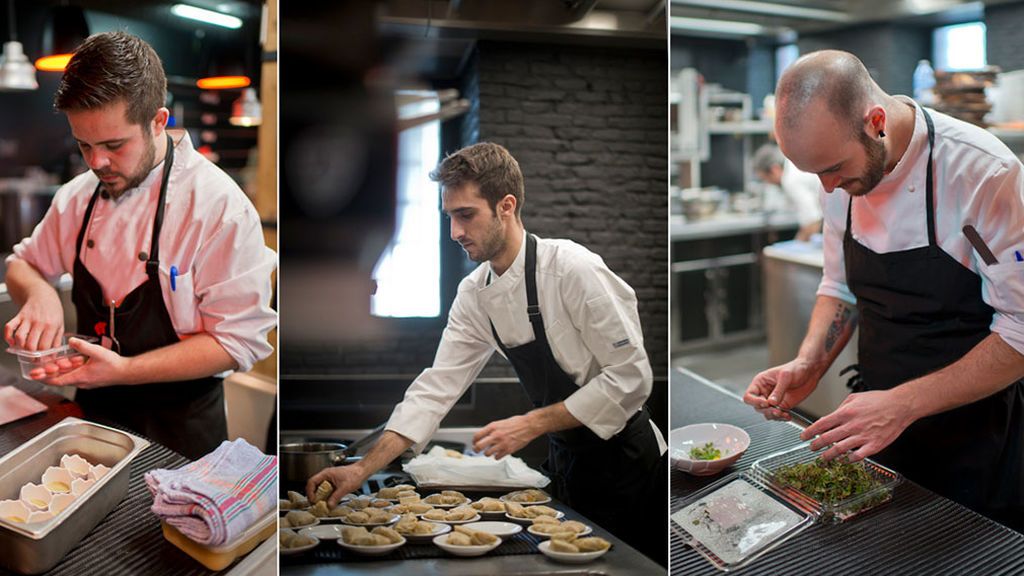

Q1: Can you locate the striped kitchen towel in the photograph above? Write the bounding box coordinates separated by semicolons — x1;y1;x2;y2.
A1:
144;439;277;546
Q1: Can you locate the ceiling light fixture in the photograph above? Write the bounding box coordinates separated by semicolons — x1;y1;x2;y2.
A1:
0;0;38;91
171;4;242;29
35;4;89;73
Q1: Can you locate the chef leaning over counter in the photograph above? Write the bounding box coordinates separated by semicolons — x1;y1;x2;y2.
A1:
307;142;667;562
744;50;1024;532
3;32;277;460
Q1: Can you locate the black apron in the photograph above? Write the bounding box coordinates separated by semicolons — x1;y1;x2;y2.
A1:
844;108;1024;531
489;233;667;563
72;134;227;461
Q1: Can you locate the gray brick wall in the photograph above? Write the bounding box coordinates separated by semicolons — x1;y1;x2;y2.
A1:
283;40;668;384
987;2;1024;73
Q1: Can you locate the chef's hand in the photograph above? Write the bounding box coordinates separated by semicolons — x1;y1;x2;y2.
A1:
743;358;820;421
38;338;128;389
5;293;64;351
800;389;913;462
473;414;540;460
307;465;365;508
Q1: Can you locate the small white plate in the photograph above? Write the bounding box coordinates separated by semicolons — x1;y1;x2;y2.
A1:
434;513;481;525
504;510;564;525
280;534;320;555
398;521;451;543
340;514;400;527
432;533;502;557
537;540;609;563
299;524;345;540
337;535;406;556
499;491;552;506
421;497;469;509
526;523;593;539
475;508;507;518
468;521;523;537
669;423;750;476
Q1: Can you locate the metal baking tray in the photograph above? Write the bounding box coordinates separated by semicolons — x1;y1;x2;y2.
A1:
0;417;149;574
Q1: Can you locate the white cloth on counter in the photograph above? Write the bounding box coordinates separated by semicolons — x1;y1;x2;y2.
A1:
818;97;1024;354
386;228;664;453
145;438;277;546
403;445;550;488
9;132;276;371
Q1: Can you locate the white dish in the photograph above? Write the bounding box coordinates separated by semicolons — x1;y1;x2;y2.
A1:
340;514;400;527
420;499;468;509
468;521;523;537
537;540;610;563
299;524;345;540
337;536;406;556
505;510;564;525
432;533;502;557
527;523;593;539
280;534;320;555
670;423;750;476
281;517;320;530
398;521;451;543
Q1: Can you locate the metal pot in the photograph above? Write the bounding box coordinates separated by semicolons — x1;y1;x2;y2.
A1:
279;442;350;485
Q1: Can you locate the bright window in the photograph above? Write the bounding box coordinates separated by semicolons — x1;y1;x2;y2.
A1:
371;92;441;318
933;22;986;71
775;44;799;86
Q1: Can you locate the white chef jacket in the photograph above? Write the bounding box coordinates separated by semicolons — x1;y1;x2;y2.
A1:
9;131;276;372
386;229;665;454
781;159;824;227
818;97;1024;354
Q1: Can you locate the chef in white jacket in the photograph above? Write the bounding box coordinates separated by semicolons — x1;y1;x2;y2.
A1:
753;143;823;241
309;142;666;561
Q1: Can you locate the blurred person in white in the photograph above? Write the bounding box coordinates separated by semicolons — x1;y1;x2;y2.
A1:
744;50;1024;531
4;32;276;460
753;143;823;241
308;142;667;562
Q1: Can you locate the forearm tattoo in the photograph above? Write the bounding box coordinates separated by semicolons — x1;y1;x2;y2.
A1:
825;304;854;354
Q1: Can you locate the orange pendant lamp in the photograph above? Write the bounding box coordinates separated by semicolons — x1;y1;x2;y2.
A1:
35;4;89;72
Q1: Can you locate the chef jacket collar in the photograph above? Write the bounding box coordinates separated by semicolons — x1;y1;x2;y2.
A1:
480;226;527;295
845;96;927;203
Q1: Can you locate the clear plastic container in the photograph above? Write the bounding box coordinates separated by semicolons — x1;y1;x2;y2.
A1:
672;472;816;571
6;335;98;380
751;443;903;523
161;509;276;571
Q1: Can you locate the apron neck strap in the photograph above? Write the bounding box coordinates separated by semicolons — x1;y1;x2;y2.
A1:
145;133;175;277
488;232;547;349
846;106;937;246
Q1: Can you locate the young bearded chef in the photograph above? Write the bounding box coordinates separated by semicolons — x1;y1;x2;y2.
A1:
309;142;667;560
744;50;1024;530
4;32;276;460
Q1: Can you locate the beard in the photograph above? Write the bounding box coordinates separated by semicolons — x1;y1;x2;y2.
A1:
95;131;157;197
842;131;887;197
467;213;506;263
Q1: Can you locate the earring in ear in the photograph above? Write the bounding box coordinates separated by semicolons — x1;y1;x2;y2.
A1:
879;130;886;138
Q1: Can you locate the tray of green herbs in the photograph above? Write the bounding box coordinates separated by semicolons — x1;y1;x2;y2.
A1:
751;444;903;523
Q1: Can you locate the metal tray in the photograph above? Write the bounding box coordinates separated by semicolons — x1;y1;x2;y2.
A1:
0;417;149;574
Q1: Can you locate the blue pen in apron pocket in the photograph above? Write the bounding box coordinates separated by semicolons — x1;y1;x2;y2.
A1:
170;265;178;291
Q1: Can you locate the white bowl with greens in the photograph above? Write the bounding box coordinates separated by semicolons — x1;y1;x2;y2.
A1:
670;424;749;476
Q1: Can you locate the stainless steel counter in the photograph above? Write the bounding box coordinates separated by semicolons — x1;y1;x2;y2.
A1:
670;213;800;242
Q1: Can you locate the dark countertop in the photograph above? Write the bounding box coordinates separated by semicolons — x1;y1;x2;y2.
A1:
669;368;1024;575
281;493;665;575
0;376;225;575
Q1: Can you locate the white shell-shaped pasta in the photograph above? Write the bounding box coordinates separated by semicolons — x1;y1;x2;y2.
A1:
42;467;73;493
71;477;96;496
88;464;110;481
49;493;76;515
20;484;51;510
60;454;91;478
0;499;30;523
26;510;54;523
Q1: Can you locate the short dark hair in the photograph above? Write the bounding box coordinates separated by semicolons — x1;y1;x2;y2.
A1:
431;143;524;217
54;32;167;127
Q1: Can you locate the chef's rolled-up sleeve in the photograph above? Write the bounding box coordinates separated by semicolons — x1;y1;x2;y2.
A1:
559;251;652;440
973;161;1024;355
191;208;277;372
816;189;857;305
386;284;495;453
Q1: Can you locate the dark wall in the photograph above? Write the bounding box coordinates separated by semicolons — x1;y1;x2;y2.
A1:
671;35;749;92
798;24;932;95
986;2;1024;72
